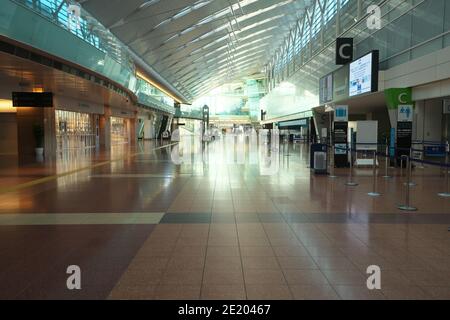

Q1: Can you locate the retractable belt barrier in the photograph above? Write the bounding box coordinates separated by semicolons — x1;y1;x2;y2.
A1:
329;144;450;168
324;143;450;211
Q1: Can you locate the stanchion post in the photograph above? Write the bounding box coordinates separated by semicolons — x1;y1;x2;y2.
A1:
417;141;425;169
405;148;417;187
398;155;417;211
346;146;358;187
438;152;450;197
400;156;405;177
383;144;391;179
329;145;337;179
368;150;381;197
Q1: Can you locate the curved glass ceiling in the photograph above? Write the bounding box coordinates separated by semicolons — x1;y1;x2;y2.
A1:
80;0;313;101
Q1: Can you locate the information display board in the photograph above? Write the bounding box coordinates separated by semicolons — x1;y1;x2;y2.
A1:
349;51;379;97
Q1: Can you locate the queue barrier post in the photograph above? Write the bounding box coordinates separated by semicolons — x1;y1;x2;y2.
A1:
398;155;417;211
368;150;381;197
400;156;406;177
329;145;337;179
404;149;417;187
346;147;358;187
383;144;392;179
417;141;425;169
438;153;450;198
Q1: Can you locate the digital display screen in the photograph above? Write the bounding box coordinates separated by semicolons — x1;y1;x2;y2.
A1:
349;53;374;97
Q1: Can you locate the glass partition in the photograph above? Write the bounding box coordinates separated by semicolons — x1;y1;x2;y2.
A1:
4;0;136;91
55;110;96;151
111;117;129;145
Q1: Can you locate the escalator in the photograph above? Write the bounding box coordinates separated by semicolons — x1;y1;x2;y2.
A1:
157;115;169;139
137;119;145;140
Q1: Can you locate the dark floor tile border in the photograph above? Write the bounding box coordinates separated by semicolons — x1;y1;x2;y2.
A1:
159;212;450;225
159;213;212;224
235;213;260;223
258;213;286;223
287;212;450;224
211;214;236;223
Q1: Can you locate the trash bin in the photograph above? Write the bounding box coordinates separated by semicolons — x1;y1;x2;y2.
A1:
310;143;328;174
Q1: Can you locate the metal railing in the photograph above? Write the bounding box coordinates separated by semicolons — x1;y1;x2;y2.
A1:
12;0;134;70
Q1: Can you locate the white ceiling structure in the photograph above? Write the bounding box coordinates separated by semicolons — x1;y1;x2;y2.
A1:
78;0;313;102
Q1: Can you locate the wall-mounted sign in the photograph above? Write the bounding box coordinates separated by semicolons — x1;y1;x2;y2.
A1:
349;51;379;97
336;38;353;65
334;105;348;122
384;88;413;110
278;118;308;128
424;146;446;157
397;105;413;122
12;92;53;108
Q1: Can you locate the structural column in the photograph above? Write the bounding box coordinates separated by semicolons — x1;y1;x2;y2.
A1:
172;102;181;133
129;110;138;147
99;104;111;151
16;106;56;164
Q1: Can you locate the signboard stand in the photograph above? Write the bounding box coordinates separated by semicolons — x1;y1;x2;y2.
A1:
334;106;349;168
396;105;413;167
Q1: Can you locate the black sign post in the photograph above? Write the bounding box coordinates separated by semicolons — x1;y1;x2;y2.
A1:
336;38;353;65
334;121;349;168
397;121;413;167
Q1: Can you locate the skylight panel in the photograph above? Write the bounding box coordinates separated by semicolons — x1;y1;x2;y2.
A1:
139;0;160;10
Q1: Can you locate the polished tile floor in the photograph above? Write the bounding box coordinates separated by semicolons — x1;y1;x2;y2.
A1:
0;136;449;300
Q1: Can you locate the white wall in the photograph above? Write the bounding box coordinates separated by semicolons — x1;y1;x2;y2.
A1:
414;99;443;142
144;117;153;139
383;46;450;100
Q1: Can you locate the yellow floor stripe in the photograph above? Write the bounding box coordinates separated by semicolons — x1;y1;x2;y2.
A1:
0;142;178;195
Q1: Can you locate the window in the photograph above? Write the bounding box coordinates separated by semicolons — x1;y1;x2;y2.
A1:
272;0;352;83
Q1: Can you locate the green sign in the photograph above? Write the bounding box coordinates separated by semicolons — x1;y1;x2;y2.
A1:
384;88;413;110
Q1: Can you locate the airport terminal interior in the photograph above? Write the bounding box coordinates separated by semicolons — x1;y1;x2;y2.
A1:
0;0;450;301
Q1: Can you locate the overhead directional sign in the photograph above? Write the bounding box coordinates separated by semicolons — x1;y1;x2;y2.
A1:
336;38;353;65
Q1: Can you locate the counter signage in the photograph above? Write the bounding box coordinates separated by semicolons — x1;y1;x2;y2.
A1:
334;121;349;167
